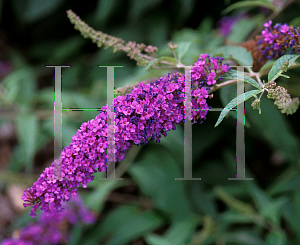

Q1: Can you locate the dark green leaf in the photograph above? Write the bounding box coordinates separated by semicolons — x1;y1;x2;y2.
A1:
24;0;62;22
85;180;125;212
128;144;193;221
145;234;173;245
106;210;164;245
245;182;288;225
222;1;276;14
164;219;197;245
246;96;300;163
95;0;118;22
266;230;287;245
268;54;300;82
215;89;261;127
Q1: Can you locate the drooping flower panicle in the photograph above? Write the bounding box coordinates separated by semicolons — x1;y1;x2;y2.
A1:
21;54;230;218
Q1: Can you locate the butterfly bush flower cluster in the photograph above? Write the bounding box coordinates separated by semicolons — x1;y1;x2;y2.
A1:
21;54;230;218
256;20;300;61
2;195;96;245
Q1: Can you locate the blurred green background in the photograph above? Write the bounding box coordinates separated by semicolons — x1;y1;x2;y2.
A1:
0;0;300;244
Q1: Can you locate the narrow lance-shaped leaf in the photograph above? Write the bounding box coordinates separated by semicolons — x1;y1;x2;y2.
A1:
145;57;177;71
222;70;262;90
215;89;262;127
268;54;300;82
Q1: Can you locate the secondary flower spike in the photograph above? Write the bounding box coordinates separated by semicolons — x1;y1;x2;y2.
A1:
21;54;230;217
2;195;96;245
256;21;300;61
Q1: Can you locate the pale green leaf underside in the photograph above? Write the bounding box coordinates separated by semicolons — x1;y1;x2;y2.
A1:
215;89;261;127
222;69;262;89
268;54;300;82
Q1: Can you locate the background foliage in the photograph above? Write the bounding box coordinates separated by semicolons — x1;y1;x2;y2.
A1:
0;0;300;244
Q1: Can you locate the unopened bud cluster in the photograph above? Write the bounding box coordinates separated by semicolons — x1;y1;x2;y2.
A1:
67;10;158;66
265;81;299;115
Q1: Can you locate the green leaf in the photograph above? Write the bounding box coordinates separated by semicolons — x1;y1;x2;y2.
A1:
289;16;300;27
222;0;276;14
266;231;287;245
227;18;256;43
245;182;288;225
106;210;164;245
164;219;197;245
268;54;300;82
128;144;193;221
215;89;261;127
245;96;300;163
259;59;276;76
211;46;253;67
84;178;125;212
145;57;177;71
222;69;262;89
2;68;36;105
220;83;251;127
24;0;63;23
224;231;265;245
16;112;39;172
95;0;118;23
176;42;192;63
145;234;173;245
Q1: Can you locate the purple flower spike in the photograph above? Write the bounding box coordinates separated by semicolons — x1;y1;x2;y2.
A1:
21;54;230;217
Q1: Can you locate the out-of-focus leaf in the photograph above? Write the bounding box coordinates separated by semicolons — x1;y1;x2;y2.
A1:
259;59;276;76
128;144;193;221
129;0;161;21
246;96;300;163
211;46;254;67
106;210;164;245
245;182;288;225
215;89;261;127
2;68;36;106
227;18;256;43
145;57;177;71
224;231;265;245
15;112;39;172
220;211;253;223
290;17;300;27
24;0;63;23
176;42;192;64
189;182;217;217
222;1;276;14
68;224;83;245
266;230;287;245
84;180;125;212
268;54;300;82
282;198;300;241
145;234;173;245
164;218;197;245
95;0;118;23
